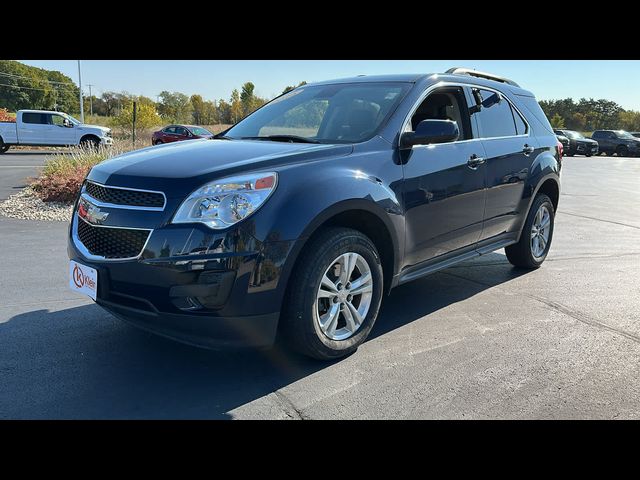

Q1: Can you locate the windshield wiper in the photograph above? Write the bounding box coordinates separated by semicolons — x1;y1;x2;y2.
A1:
240;135;321;144
213;133;233;140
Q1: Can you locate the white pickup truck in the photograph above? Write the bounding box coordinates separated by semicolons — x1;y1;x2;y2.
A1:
0;110;112;153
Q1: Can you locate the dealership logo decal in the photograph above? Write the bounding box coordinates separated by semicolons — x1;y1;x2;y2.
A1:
72;264;96;290
78;198;109;224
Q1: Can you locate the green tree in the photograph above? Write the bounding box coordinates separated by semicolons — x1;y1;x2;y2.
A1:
0;60;79;113
217;99;231;124
550;113;565;128
619;110;640;131
157;91;192;123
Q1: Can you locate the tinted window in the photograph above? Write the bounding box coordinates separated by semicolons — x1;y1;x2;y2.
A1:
22;112;48;124
516;95;554;133
592;131;604;139
163;127;176;134
472;89;517;138
511;105;528;135
175;127;188;136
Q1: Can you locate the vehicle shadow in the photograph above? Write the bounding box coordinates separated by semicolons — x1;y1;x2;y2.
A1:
0;253;526;419
4;151;69;156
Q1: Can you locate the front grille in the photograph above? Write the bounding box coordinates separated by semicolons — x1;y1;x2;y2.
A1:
85;182;165;209
77;218;150;259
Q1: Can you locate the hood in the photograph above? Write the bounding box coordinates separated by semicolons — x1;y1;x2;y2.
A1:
88;138;353;196
578;138;598;144
78;124;110;134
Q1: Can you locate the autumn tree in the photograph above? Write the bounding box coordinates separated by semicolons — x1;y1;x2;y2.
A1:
110;100;162;131
157;91;192;123
230;89;243;124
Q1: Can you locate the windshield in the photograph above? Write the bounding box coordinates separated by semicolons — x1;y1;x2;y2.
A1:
189;126;212;136
616;130;635;139
565;130;584;139
223;82;411;144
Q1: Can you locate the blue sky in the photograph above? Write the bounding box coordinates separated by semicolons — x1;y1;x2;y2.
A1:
17;60;640;110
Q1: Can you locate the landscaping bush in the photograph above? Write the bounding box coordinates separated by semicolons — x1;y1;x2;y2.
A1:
31;142;129;203
0;108;16;122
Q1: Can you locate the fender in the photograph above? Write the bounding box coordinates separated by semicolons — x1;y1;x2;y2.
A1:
513;146;560;240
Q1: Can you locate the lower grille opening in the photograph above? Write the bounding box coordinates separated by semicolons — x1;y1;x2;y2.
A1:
77;217;150;259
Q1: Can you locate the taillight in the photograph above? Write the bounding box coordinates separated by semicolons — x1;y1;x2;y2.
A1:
556;140;564;159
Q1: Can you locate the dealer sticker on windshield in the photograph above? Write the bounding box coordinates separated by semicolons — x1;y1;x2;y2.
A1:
69;260;98;300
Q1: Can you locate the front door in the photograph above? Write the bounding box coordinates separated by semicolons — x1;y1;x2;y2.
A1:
48;113;77;145
401;86;487;267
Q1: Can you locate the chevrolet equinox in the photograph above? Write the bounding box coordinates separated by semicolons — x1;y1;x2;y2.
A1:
68;68;561;360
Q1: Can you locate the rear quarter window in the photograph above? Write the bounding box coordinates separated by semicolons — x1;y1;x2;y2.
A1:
515;95;554;134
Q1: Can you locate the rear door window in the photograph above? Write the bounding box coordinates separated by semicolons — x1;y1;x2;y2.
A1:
471;88;518;138
22;112;48;124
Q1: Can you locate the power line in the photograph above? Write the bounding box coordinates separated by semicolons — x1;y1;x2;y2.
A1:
0;70;77;85
0;82;61;92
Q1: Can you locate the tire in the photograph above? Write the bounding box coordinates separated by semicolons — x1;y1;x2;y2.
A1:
616;145;628;157
505;194;555;269
80;136;100;149
0;143;9;154
586;152;592;157
154;140;162;146
565;152;573;157
281;227;384;360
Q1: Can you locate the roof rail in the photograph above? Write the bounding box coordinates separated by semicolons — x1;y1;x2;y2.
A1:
444;67;520;87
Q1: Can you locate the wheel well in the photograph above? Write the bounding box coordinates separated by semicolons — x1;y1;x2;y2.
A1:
80;134;100;144
302;209;395;294
537;178;559;212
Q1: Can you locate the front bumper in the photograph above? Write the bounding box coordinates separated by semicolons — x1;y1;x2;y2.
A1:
101;136;113;145
68;211;300;349
574;142;599;155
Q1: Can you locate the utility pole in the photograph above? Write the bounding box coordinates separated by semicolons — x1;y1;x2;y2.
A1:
87;84;94;117
77;60;84;123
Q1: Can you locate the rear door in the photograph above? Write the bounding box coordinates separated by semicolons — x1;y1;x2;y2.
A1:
470;87;537;240
18;112;51;144
163;126;180;143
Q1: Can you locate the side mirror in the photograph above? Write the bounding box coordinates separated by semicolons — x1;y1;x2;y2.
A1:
400;119;459;149
64;120;73;128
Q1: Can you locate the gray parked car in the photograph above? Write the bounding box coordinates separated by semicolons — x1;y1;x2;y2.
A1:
591;130;640;157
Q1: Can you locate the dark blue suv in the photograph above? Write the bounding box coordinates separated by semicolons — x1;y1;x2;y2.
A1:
68;68;561;359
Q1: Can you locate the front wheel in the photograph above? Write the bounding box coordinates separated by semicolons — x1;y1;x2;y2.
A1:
80;137;100;149
281;227;384;360
505;194;555;269
0;143;9;154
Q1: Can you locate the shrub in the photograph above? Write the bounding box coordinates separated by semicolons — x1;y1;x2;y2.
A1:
0;108;16;122
31;141;129;203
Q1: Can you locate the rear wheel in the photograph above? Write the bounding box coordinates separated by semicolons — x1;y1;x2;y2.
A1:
0;142;9;154
153;139;162;146
505;194;555;269
616;145;629;157
281;227;383;360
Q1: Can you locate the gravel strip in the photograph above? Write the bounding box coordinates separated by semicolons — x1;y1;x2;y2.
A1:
0;187;72;222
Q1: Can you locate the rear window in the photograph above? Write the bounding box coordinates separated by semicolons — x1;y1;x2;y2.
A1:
22;112;49;124
472;88;518;138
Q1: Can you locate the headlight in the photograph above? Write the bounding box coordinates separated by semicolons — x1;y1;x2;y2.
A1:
172;172;277;229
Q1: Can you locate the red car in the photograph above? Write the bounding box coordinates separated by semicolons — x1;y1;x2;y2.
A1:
152;125;214;145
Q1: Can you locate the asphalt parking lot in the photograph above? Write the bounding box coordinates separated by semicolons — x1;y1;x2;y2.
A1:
0;156;639;419
0;150;66;200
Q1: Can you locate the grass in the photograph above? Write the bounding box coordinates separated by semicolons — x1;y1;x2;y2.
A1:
29;124;233;203
31;140;131;203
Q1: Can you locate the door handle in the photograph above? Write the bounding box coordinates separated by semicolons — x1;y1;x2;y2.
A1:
467;154;485;170
523;144;535;155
